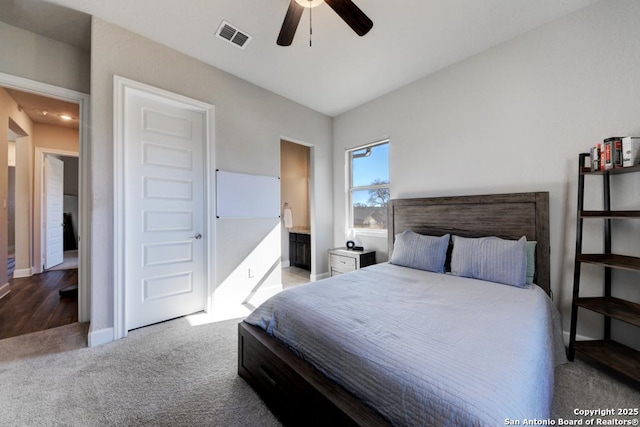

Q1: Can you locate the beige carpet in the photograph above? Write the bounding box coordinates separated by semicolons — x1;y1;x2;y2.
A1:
0;319;281;426
1;318;638;426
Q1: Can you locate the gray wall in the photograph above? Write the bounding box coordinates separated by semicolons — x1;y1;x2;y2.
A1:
90;18;333;336
7;166;15;250
0;21;89;94
333;0;640;348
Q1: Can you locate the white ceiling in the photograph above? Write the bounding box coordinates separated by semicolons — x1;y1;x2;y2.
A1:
16;0;600;117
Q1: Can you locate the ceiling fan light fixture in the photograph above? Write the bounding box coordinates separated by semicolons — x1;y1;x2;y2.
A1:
278;0;372;46
294;0;324;8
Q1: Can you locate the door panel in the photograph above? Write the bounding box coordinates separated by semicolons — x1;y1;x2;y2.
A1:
124;89;206;330
44;155;64;269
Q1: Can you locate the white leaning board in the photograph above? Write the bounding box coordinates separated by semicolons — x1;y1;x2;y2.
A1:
216;170;280;218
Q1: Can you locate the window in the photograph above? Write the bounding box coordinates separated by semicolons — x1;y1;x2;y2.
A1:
347;140;390;231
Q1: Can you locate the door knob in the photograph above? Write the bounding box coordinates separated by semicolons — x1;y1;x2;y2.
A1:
191;233;202;240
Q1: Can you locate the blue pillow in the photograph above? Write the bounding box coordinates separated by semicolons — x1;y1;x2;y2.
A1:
451;235;528;287
390;231;450;273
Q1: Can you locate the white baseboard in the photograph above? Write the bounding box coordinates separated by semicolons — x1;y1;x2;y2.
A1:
281;260;291;268
0;283;10;299
562;330;595;347
311;272;330;281
13;267;33;278
88;326;115;348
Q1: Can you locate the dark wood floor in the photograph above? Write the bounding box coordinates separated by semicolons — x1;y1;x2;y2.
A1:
0;269;78;340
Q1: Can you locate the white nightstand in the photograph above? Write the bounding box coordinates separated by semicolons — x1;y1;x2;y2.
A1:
328;248;376;277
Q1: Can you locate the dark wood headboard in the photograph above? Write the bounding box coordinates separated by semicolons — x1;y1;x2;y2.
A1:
388;192;550;295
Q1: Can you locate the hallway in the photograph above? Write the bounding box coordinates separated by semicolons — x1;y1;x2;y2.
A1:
0;269;78;340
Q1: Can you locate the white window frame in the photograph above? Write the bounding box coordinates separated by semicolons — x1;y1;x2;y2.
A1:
346;139;390;237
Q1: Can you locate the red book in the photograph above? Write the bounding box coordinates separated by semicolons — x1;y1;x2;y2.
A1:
604;141;612;170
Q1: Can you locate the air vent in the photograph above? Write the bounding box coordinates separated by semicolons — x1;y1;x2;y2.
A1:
216;20;252;49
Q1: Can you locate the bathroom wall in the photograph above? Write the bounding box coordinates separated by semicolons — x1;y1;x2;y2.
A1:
280;140;311;264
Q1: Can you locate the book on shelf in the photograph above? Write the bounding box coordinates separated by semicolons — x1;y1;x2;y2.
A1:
603;137;623;169
604;139;613;170
589;137;635;170
614;137;623;168
622;136;640;167
590;144;600;171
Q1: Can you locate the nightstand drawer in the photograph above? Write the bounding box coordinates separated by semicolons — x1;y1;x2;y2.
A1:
330;254;356;273
328;248;376;277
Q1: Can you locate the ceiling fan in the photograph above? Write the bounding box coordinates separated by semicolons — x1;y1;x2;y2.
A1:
277;0;373;46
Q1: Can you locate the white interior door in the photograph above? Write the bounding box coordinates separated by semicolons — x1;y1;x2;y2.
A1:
124;87;207;330
44;155;64;269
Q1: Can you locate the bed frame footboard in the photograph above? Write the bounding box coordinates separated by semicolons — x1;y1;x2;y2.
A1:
238;322;390;427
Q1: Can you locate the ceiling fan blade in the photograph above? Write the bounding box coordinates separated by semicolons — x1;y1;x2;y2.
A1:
277;0;304;46
324;0;373;37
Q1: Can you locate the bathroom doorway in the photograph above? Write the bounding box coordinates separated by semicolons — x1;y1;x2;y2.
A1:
280;139;311;288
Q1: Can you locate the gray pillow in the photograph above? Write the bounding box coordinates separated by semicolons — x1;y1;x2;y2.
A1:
451;235;528;287
390;231;450;273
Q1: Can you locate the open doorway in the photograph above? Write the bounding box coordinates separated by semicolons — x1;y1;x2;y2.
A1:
42;154;79;273
280;139;312;288
0;79;87;340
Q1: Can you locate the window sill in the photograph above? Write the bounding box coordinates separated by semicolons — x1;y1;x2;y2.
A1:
351;229;388;239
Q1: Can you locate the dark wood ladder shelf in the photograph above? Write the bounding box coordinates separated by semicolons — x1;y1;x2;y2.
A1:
573;340;640;384
568;153;640;386
580;210;640;218
576;297;640;327
580;164;640;175
578;254;640;272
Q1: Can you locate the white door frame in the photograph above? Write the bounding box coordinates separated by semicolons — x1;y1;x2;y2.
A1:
0;72;90;323
113;76;216;340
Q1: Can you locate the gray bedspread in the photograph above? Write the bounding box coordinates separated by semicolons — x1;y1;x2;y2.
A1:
245;263;567;426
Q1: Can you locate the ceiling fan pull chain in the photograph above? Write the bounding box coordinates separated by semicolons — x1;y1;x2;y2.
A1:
309;4;313;47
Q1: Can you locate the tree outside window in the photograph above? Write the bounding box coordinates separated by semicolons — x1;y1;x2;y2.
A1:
348;140;389;230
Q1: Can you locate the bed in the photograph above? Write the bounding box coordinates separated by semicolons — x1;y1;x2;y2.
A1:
238;192;565;426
